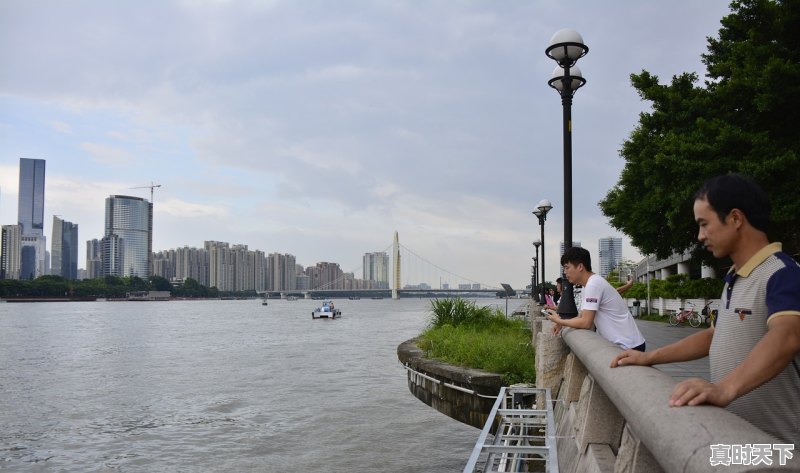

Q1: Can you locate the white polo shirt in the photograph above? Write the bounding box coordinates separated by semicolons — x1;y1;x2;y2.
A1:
582;274;645;350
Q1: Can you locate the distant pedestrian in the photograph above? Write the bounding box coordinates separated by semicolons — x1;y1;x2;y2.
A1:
543;278;562;311
611;173;800;444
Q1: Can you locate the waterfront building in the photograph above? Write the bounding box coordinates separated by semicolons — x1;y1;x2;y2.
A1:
175;246;209;287
1;225;22;280
17;158;47;279
363;252;390;289
51;216;79;280
307;261;342;290
18;158;45;236
100;233;123;277
20;235;46;280
598;236;623;278
206;241;234;291
269;253;297;291
86;239;103;279
296;273;310;291
103;195;152;278
153;250;175;281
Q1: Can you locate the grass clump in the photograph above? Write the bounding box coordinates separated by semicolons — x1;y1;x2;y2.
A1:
417;298;535;385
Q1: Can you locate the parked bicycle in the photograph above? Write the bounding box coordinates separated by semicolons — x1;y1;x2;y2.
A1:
669;301;702;327
701;302;719;328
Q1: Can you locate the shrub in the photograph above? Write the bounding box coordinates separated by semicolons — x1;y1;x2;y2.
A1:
420;298;536;384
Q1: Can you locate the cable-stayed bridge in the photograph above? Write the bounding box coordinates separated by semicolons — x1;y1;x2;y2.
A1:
266;232;511;300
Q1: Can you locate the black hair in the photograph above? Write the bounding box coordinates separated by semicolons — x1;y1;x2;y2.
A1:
693;173;771;232
560;247;592;272
556;277;563;284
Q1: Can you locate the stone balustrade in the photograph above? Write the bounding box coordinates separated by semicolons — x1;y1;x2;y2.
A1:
533;312;799;472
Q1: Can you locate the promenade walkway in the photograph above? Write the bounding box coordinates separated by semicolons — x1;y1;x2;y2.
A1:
634;318;710;381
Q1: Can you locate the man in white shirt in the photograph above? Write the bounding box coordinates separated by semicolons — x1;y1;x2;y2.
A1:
546;246;646;351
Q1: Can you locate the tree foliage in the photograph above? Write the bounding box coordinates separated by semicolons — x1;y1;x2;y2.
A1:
600;0;800;262
0;276;220;299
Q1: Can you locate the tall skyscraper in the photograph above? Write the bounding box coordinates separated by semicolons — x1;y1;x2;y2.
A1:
51;216;79;279
17;158;47;279
104;195;152;277
598;236;623;277
363;252;390;289
18;158;45;236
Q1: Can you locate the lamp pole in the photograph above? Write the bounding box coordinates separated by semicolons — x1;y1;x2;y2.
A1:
532;199;552;305
533;239;541;302
546;29;588;319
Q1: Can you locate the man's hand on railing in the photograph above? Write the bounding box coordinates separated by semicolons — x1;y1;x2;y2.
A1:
610;348;650;368
668;377;737;408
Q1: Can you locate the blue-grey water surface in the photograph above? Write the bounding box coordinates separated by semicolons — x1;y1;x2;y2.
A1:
0;298;499;472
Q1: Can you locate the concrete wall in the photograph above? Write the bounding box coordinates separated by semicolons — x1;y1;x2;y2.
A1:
532;310;800;472
397;338;504;430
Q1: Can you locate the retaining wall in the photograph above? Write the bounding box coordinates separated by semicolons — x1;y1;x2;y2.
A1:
397;338;504;430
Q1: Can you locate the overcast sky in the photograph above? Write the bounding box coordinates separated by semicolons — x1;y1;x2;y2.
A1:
0;0;732;288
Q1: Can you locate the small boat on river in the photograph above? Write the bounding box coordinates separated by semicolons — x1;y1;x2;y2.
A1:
312;300;341;319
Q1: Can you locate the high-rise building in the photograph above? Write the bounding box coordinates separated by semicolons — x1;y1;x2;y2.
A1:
206;240;234;291
51;216;78;279
20;235;46;280
1;225;22;280
560;241;582;256
175;246;209;286
598;237;623;278
18;158;45;236
269;253;297;291
363;252;390;289
104;195;152;277
311;261;342;290
86;239;103;279
17;158;47;279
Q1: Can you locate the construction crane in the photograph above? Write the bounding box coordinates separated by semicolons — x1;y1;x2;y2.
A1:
130;182;162;203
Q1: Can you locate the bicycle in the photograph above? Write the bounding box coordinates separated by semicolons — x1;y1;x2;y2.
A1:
669;301;702;327
701;302;719;327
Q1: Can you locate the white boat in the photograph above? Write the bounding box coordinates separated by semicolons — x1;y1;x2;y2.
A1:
312;300;341;319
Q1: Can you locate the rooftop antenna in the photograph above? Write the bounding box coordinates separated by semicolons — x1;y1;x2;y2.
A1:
130;182;162;203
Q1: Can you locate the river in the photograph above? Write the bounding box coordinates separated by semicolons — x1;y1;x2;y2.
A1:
0;297;513;472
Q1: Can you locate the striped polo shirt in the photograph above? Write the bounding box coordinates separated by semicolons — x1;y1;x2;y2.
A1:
709;242;800;444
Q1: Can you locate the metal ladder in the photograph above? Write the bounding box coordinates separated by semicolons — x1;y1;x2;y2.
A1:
463;386;558;473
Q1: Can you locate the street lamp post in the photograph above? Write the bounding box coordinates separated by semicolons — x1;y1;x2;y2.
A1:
532;199;552;305
533;238;541;302
546;29;588;319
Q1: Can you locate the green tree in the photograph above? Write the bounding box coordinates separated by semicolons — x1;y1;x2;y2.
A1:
148;275;173;292
600;0;800;263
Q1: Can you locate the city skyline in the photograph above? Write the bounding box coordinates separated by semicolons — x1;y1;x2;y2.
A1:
0;1;733;287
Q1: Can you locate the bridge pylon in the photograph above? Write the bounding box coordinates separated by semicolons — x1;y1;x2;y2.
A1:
392;231;400;300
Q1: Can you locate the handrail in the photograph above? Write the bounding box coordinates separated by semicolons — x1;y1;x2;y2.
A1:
559;327;793;472
402;363;498;399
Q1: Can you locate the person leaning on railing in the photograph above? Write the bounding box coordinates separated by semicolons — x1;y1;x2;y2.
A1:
611;173;800;445
545;247;646;352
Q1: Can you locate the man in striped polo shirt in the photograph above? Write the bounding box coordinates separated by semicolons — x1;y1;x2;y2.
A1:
611;173;800;444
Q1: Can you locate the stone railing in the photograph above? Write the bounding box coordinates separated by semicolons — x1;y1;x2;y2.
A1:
532;313;799;472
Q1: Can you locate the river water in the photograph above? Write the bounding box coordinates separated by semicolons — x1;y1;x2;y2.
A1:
0;298;512;472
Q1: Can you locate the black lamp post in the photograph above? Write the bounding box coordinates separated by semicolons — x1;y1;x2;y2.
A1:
532;199;552;305
532;238;541;302
546;29;588;319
